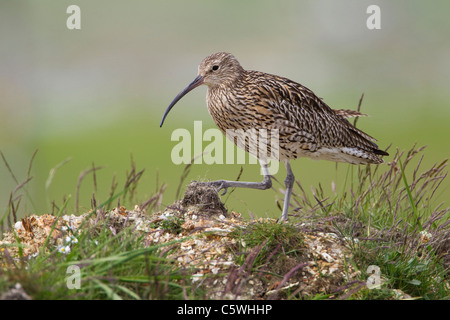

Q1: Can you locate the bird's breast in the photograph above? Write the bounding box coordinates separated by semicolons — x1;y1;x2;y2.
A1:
206;88;247;132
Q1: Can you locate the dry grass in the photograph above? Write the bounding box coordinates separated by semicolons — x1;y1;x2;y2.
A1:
0;144;449;299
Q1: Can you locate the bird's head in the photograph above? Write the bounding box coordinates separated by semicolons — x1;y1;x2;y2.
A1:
160;52;243;127
197;52;244;87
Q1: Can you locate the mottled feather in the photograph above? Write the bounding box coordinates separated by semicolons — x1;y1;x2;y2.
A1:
200;52;388;165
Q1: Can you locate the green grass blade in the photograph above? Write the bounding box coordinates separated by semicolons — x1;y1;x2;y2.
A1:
399;159;422;231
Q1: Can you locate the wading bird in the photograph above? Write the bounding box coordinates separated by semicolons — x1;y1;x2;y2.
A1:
160;52;388;221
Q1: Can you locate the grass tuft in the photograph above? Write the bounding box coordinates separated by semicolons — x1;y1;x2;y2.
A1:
1;143;449;299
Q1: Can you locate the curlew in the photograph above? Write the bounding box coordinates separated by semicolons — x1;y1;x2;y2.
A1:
160;52;388;221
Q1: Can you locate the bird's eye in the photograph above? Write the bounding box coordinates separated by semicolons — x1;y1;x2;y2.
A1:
212;65;219;71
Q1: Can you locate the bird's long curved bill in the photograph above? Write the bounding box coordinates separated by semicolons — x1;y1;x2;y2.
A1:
160;75;204;127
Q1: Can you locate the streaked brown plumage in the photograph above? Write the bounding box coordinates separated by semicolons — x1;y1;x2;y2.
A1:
161;52;388;220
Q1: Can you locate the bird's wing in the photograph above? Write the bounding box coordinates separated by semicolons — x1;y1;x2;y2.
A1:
247;72;381;153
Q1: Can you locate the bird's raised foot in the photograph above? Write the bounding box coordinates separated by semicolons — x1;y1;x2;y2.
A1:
206;180;230;196
206;177;273;196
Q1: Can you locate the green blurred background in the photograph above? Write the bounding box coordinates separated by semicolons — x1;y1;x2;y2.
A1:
1;0;449;219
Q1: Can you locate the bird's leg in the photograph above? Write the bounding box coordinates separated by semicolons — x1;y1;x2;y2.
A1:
207;160;272;196
281;160;295;221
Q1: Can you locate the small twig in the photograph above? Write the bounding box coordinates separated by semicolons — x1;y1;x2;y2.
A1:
0;150;19;184
76;166;104;213
225;166;244;202
353;93;364;128
26;149;38;180
92;162;98;193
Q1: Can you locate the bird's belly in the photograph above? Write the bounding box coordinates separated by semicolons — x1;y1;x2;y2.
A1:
280;145;371;165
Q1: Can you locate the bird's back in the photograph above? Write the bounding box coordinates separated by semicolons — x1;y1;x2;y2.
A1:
207;69;388;165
